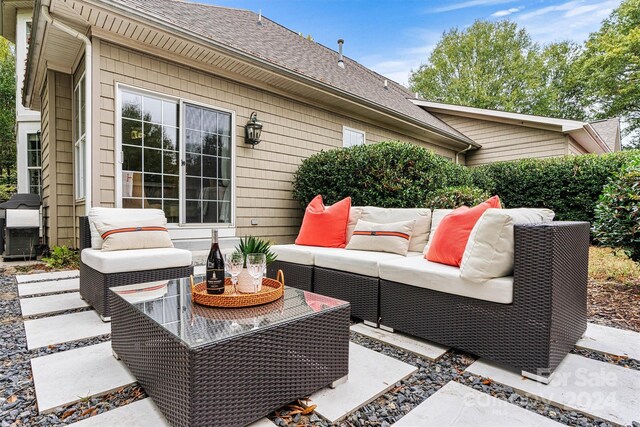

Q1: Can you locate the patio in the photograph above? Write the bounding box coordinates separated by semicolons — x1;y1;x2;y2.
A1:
3;266;639;426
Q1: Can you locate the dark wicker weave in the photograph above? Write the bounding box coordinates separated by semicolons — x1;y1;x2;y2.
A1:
380;222;589;378
314;267;379;325
110;285;350;427
267;260;314;291
78;216;193;319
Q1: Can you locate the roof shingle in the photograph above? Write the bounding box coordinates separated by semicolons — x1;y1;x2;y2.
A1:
112;0;473;144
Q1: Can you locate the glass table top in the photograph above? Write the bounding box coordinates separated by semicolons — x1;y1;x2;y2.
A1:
111;276;349;349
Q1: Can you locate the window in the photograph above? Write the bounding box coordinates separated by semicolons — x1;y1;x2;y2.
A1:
27;133;41;196
343;126;365;147
74;75;86;199
119;87;233;225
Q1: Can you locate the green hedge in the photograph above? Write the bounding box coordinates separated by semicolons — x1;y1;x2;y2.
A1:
424;186;490;209
292;141;471;208
470;151;640;222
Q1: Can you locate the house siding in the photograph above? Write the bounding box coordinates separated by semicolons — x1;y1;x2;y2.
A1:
95;40;460;244
433;113;568;167
40;70;75;247
568;136;588;155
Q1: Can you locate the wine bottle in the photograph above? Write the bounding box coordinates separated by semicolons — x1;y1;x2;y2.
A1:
206;229;225;294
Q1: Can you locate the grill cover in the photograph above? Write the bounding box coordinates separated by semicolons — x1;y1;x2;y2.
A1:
0;193;41;210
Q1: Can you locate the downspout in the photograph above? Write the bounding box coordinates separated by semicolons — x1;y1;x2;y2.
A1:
455;144;473;165
41;5;92;214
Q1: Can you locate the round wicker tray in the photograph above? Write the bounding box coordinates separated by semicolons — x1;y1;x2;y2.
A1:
191;270;284;308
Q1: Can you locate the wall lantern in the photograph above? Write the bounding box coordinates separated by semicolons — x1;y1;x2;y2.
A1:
245;112;263;148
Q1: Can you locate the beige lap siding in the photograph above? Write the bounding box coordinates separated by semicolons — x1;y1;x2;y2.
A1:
568;136;588;155
40;70;75;248
96;40;459;244
433;113;569;167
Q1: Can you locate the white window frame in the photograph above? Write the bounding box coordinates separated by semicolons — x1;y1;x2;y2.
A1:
25;132;42;196
342;126;366;147
74;74;86;201
114;83;237;233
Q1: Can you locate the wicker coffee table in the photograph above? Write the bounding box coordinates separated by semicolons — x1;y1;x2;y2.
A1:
109;277;350;427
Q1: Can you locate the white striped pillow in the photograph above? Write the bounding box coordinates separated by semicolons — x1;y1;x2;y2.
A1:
346;219;416;256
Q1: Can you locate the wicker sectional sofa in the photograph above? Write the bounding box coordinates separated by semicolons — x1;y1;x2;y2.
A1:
268;207;589;382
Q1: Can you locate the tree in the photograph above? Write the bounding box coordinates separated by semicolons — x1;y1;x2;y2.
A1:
576;0;640;149
409;20;586;120
0;38;16;178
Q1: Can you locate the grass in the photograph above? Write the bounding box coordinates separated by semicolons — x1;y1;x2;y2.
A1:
589;246;640;286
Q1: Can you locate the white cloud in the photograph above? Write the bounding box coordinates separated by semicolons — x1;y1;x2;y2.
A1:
515;0;619;43
432;0;515;13
491;6;524;17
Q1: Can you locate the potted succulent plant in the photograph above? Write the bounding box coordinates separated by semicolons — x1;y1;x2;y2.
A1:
235;236;277;293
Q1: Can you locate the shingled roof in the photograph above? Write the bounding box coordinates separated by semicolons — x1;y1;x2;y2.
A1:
112;0;475;145
589;118;620;152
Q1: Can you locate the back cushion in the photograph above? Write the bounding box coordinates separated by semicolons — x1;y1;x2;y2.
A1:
460;208;555;282
360;207;432;252
346;206;364;243
423;209;454;255
295;195;351;248
88;207;167;249
346;219;416;256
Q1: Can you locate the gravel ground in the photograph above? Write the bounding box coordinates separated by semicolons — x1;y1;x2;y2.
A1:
1;271;635;427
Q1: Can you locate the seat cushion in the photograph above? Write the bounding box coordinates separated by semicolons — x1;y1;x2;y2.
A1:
295;195;351;248
81;247;192;274
314;249;422;277
88;207;167;250
460;208;555;282
271;244;340;266
346;219;416;255
379;256;513;304
360;207;432;253
426;196;501;266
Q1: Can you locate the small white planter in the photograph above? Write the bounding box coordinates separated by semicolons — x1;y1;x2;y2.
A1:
236;269;262;293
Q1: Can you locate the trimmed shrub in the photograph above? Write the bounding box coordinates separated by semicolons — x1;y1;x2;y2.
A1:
593;162;640;262
470;151;640;222
42;246;80;269
292;141;471;208
424;186;490;209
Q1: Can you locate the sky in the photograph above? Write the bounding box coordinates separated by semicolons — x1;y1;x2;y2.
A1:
200;0;621;87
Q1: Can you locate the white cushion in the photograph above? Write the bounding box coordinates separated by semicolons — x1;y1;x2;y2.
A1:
270;244;342;265
460;208;555;282
346;219;416;256
94;217;173;251
379;256;513;304
423;209;454;255
346;206;364;243
81;247;192;274
88;207;167;249
314;249;422;277
360;207;432;252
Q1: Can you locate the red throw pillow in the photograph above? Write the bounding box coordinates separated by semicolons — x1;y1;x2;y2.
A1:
426;196;501;266
295;195;352;248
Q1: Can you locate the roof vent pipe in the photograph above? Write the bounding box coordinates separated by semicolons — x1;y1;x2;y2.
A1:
337;39;345;68
257;9;262;25
384;79;388;89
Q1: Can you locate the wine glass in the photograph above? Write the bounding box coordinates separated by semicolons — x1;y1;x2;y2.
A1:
246;253;266;293
225;252;244;295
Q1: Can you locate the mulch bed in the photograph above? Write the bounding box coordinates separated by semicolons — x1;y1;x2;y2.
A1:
588;279;640;332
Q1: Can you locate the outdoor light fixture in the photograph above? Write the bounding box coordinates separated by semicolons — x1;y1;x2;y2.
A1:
245;112;263;147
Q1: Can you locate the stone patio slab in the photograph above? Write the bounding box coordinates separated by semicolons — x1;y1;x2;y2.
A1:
31;342;135;413
15;270;79;283
24;311;110;350
18;277;79;297
309;342;417;423
576;323;640;361
466;354;640;425
394;381;561;426
71;399;169;426
351;323;449;361
19;292;88;317
247;418;277;427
